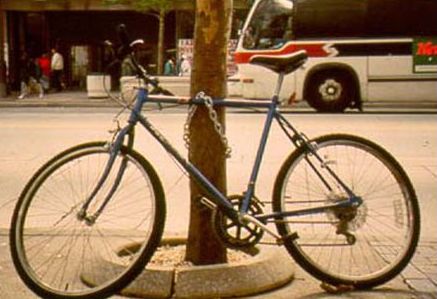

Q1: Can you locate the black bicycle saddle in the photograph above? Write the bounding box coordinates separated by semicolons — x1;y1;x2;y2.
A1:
249;50;308;74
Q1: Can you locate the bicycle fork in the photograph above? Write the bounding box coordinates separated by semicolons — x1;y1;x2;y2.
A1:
76;125;132;225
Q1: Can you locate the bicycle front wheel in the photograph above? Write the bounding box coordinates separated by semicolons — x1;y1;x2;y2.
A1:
273;134;420;289
10;142;166;299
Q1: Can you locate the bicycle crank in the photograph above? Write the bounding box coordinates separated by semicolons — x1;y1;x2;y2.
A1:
212;194;265;250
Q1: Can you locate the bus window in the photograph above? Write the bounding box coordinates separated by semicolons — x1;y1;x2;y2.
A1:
367;0;437;37
295;0;367;39
243;0;293;50
405;0;437;36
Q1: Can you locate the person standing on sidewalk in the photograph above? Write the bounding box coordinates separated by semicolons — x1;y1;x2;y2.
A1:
50;48;64;92
17;53;44;99
164;56;175;75
178;55;191;77
37;52;51;93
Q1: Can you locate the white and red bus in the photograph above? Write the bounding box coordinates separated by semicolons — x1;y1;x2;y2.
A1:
230;0;437;112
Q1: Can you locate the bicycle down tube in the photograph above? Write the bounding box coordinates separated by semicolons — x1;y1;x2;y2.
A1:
142;88;288;240
141;76;286;218
79;81;361;238
140;89;361;230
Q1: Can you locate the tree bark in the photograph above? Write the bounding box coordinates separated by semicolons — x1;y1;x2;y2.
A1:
0;9;7;97
157;9;165;74
185;0;233;265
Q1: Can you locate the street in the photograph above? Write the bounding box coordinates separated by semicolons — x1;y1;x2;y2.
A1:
0;107;436;298
1;107;436;237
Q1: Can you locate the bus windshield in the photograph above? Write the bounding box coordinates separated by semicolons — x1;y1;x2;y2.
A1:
242;0;294;50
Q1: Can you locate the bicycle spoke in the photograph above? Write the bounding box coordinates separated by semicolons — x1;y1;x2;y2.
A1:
11;143;165;298
273;134;419;288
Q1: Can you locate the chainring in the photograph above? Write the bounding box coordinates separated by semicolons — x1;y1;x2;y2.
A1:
213;194;264;250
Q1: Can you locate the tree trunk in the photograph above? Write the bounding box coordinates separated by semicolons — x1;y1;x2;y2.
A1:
157;9;165;75
0;9;7;97
185;0;233;265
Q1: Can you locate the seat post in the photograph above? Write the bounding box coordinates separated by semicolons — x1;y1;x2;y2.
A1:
273;72;285;103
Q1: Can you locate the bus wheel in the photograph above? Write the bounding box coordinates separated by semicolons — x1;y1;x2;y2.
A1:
306;71;353;112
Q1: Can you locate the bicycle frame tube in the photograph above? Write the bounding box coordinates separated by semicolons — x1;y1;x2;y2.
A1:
145;75;359;221
240;100;276;212
274;112;357;198
240;73;285;213
86;83;361;230
77;124;132;222
145;74;285;216
78;88;152;222
136;90;238;215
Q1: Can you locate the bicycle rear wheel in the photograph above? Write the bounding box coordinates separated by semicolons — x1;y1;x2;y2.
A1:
273;134;420;289
10;142;166;299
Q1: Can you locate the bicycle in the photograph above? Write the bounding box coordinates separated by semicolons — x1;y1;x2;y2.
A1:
10;25;420;299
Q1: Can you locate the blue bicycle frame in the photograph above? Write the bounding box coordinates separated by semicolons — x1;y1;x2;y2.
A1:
78;72;361;241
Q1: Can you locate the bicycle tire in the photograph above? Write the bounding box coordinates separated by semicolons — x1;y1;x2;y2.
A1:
10;142;166;299
272;134;420;289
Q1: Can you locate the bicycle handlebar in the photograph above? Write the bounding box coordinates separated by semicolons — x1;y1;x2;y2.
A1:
104;24;174;96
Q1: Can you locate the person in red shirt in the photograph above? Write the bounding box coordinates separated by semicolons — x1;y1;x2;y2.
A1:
37;52;51;92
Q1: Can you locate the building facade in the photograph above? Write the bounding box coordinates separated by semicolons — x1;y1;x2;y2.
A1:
0;0;248;92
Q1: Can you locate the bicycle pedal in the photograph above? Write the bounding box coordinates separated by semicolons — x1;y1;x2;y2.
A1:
281;232;298;243
320;282;354;294
238;246;259;256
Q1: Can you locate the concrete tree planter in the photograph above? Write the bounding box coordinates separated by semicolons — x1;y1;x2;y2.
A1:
86;74;111;98
81;237;295;298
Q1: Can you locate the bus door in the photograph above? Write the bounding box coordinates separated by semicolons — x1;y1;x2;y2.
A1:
232;0;297;100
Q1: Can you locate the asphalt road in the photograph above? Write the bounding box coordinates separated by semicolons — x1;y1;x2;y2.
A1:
0;108;436;298
0;108;435;236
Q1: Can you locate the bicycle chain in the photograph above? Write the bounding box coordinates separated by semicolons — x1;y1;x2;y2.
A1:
184;92;232;158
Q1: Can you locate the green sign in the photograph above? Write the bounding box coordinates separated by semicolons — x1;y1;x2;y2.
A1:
413;38;437;73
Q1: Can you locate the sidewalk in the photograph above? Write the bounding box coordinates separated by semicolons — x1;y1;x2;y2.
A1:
0;230;436;298
0;91;119;108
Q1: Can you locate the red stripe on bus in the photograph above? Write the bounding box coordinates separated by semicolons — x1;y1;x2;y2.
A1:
234;43;329;63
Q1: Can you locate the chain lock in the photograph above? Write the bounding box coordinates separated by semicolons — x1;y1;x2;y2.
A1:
184;92;232;158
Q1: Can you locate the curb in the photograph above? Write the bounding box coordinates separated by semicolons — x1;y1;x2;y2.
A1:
0;98;118;109
2;92;437;113
173;247;294;298
81;238;295;299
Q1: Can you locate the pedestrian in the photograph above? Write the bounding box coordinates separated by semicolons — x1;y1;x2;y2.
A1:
178;55;191;77
121;39;143;76
121;56;136;76
164;56;175;76
37;52;51;92
51;48;64;92
17;53;44;99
